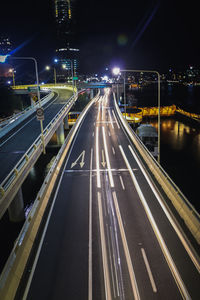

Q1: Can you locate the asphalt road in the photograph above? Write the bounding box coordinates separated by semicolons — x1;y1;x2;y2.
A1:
22;88;200;300
0;88;73;184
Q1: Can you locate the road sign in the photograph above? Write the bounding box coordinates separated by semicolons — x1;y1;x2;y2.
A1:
28;86;40;92
73;76;78;80
36;107;44;121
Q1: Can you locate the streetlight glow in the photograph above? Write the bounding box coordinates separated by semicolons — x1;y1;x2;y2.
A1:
112;67;121;76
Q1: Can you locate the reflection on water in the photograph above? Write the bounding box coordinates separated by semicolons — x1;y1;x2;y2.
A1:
148;117;200;212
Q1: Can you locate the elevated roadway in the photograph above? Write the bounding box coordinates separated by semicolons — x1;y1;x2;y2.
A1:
13;88;200;299
0;87;77;219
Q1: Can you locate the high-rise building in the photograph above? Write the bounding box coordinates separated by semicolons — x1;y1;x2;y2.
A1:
54;0;79;79
0;36;12;55
0;36;13;79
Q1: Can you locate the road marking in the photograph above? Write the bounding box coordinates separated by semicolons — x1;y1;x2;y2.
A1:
108;131;111;137
119;175;125;190
108;110;114;129
92;131;94;137
88;148;93;300
128;144;200;273
119;145;191;299
98;192;112;300
101;149;106;168
141;248;157;293
102;126;114;188
112;147;115;155
106;224;117;298
96;127;101;188
112;110;120;129
71;150;85;168
112;191;141;300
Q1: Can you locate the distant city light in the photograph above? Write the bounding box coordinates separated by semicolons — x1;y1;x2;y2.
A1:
45;66;50;70
102;75;109;81
0;54;9;63
54;59;58;63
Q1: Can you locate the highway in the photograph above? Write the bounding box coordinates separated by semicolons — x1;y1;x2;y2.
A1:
0;88;73;185
20;88;200;300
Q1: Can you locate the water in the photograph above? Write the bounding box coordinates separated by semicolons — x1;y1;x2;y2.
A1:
132;83;200;212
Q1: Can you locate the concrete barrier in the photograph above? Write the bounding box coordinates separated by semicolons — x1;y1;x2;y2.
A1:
114;93;200;244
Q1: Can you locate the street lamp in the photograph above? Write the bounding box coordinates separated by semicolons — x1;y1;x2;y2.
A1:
45;65;57;85
9;68;15;87
113;67;161;164
2;55;46;154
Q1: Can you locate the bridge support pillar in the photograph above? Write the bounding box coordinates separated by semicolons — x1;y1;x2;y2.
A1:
90;89;94;99
8;188;25;222
56;122;65;145
64;115;69;130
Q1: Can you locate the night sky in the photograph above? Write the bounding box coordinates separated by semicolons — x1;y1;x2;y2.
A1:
1;0;199;74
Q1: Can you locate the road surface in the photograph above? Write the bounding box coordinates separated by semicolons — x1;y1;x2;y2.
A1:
21;88;200;300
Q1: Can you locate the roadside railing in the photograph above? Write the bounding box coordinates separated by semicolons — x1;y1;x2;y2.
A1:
114;93;200;244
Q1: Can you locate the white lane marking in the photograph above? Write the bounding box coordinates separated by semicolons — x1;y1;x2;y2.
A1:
108;131;111;137
101;149;106;168
102;126;114;188
92;131;94;137
112;147;115;155
128;145;200;273
112;191;141;300
119;175;125;190
88;148;93;300
141;248;157;293
119;145;191;299
112;110;120;129
108;110;114;129
106;224;117;298
96;127;101;188
98;192;112;300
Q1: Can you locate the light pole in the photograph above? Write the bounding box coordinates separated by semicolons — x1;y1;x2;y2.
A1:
113;67;161;164
9;68;15;87
10;56;46;154
45;65;57;85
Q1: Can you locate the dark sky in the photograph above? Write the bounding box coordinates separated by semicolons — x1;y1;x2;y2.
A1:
1;0;199;74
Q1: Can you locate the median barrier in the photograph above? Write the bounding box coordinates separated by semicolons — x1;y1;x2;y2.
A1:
0;91;100;300
114;92;200;245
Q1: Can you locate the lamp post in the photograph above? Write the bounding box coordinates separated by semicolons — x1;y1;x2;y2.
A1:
9;56;46;154
45;65;57;85
9;68;15;87
113;67;161;164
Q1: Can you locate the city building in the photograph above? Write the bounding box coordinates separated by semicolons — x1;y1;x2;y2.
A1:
54;0;79;80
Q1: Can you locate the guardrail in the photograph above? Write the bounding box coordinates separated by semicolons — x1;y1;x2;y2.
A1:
114;93;200;244
0;91;100;300
0;91;78;218
0;91;55;139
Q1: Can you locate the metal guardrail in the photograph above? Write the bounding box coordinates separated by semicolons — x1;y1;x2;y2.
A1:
114;92;200;244
0;90;52;129
0;91;100;300
0;92;78;202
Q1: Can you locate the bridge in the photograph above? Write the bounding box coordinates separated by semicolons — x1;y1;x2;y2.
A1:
0;86;199;299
